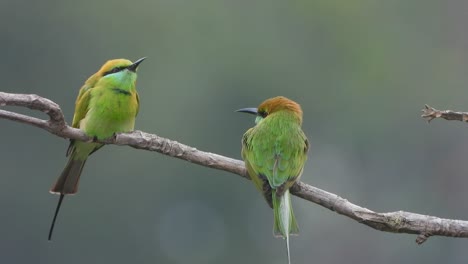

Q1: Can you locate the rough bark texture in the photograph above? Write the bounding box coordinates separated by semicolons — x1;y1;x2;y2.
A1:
1;92;468;244
421;104;468;123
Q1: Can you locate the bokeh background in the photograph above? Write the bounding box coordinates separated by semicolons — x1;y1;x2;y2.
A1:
2;0;468;263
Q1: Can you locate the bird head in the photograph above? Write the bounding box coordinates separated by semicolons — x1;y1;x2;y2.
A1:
237;96;303;125
86;57;146;87
98;57;146;77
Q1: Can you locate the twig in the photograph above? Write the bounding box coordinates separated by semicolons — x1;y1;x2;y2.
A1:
421;104;468;123
2;92;468;244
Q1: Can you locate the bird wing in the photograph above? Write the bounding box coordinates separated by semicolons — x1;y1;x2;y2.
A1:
66;84;92;157
135;91;140;116
242;129;268;190
242;128;274;207
245;126;308;192
71;84;92;128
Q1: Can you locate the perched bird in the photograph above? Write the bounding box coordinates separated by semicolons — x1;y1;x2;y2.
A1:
238;96;308;264
48;57;146;240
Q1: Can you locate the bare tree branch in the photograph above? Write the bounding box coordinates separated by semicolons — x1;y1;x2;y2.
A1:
2;92;468;244
421;104;468;123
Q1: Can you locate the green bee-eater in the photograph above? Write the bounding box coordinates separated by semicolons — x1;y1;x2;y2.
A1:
48;57;146;240
238;96;308;264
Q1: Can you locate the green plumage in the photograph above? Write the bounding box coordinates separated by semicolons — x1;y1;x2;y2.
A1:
240;97;308;264
48;58;145;240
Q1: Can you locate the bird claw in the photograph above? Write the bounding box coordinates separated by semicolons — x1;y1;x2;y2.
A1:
416;232;432;245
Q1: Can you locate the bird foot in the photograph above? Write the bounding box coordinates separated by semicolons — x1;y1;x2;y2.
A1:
416;232;432;245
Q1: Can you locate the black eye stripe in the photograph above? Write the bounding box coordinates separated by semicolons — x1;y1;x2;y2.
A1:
258;110;268;118
103;66;127;76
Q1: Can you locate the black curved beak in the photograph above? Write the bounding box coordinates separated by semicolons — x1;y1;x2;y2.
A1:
128;57;146;72
236;107;258;115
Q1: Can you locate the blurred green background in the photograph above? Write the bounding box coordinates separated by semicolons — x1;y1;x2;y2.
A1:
2;0;468;263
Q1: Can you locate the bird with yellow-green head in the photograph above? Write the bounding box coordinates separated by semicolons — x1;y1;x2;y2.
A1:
48;57;146;240
238;96;309;264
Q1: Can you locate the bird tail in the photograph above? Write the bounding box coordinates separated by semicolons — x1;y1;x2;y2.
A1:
48;153;87;240
50;154;87;195
273;189;298;264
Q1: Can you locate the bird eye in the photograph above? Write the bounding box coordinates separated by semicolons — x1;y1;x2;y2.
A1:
258;110;268;118
104;66;125;76
111;67;123;73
